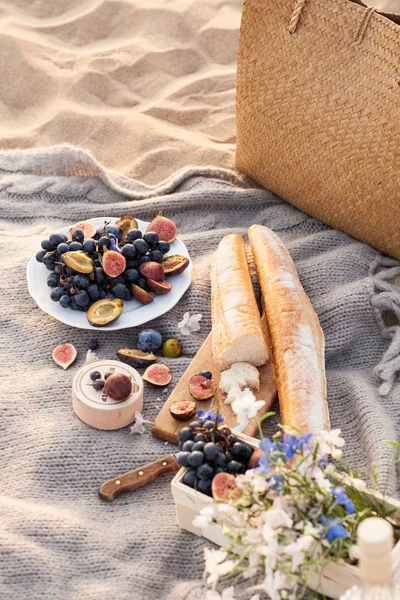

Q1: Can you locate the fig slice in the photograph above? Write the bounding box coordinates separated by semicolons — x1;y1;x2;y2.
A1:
189;374;216;401
68;220;97;240
117;348;157;368
162;255;189;276
102;249;126;278
212;473;243;503
87;298;123;327
169;400;197;421
131;284;154;305
117;216;138;238
138;261;165;282
143;363;172;386
146;212;177;243
146;278;172;295
63;251;94;274
52;343;77;369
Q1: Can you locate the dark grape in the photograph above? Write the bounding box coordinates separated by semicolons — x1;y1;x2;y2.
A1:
36;250;47;262
215;452;227;467
41;239;51;250
189;421;201;429
226;451;233;463
137;278;148;290
227;460;243;474
82;239;96;254
49;233;67;247
133;239;149;255
54;265;63;275
125;259;139;270
157;241;170;254
111;276;125;286
50;287;64;302
178;427;193;443
65;267;75;276
124;269;139;283
227;435;238;446
47;275;59;288
182;440;195;452
204;442;219;460
87;284;100;301
192;441;205;453
193;434;207;443
104;371;112;379
93;379;105;391
200;370;213;380
57;243;69;255
70;297;84;311
88;338;99;350
231;442;248;459
149;250;164;263
197;463;213;480
75;290;90;308
144;231;159;245
197;479;212;496
219;427;232;436
43;253;56;268
90;371;102;381
182;469;198;489
176;452;191;467
188;451;204;467
122;244;136;259
127;229;142;241
69;241;83;251
73;274;89;289
138;255;151;265
105;225;122;241
203;420;215;430
72;229;84;243
99;291;107;299
113;283;131;300
94;267;105;284
59;295;71;308
98;236;111;251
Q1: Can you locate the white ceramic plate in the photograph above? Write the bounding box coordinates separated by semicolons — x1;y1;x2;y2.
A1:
27;217;193;330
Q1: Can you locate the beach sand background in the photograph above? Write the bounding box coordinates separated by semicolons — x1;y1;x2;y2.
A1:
0;0;398;184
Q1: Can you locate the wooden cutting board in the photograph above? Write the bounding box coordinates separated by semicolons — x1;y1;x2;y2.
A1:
152;332;277;444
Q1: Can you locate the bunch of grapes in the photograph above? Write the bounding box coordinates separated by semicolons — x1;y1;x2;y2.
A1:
35;224;171;313
176;419;254;496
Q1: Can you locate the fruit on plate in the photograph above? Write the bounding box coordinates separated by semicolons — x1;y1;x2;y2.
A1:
169;400;197;421
104;373;132;401
131;284;154;305
189;374;216;401
138;261;164;282
146;279;172;295
68;220;97;240
63;251;94;274
52;343;77;369
146;212;177;243
86;298;123;327
162;255;189;276
143;363;172;386
117;216;138;238
137;329;163;353
162;338;182;358
102;249;126;278
117;348;158;367
212;473;243;503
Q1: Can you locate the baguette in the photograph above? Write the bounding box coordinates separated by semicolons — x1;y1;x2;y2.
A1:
248;225;329;433
211;234;269;370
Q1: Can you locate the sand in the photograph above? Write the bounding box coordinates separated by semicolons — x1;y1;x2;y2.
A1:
0;0;398;184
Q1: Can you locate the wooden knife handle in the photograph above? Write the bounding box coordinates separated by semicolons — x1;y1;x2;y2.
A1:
99;454;179;501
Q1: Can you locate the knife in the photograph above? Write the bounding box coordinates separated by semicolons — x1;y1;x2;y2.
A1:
99;454;180;501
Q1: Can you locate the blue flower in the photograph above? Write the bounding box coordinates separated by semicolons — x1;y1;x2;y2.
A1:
253;438;276;474
197;410;224;423
280;433;313;460
320;516;349;543
332;486;355;515
268;475;284;490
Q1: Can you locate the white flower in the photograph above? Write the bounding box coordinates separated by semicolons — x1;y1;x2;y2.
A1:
129;411;146;435
316;429;345;455
206;586;235;600
351;478;368;492
332;448;343;461
263;506;293;530
236;470;268;494
231;388;265;425
193;505;215;529
263;570;293;600
349;544;360;561
312;467;332;492
204;548;238;588
178;311;202;336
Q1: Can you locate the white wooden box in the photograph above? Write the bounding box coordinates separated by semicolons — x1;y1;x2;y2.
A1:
171;433;400;599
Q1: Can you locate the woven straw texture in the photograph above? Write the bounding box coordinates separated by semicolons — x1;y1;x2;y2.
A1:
236;0;400;260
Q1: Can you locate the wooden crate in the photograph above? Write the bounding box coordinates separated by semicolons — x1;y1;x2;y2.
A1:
171;433;400;599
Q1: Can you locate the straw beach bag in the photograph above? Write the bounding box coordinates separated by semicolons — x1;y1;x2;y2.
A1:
236;0;400;259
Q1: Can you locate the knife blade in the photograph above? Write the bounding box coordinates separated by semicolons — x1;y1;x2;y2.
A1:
99;454;180;501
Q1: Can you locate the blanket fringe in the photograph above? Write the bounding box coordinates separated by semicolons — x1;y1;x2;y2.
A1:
371;256;400;396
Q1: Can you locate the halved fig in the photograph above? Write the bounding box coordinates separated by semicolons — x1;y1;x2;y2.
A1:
87;298;123;327
169;400;197;421
249;448;263;469
138;261;164;282
189;374;216;401
212;473;243;503
131;284;154;305
162;255;189;276
143;363;172;386
147;278;172;295
146;212;177;243
68;220;97;240
117;348;157;368
52;343;77;369
102;249;126;278
117;216;138;238
63;251;94;274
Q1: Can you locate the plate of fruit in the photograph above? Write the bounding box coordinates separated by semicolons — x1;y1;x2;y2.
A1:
27;213;192;330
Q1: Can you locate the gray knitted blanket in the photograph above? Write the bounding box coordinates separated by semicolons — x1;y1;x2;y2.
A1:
1;145;399;600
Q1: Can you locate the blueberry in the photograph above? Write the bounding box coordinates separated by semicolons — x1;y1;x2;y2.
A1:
227;460;243;474
121;244;136;259
75;290;90;308
176;452;191;467
69;242;83;251
113;283;131;300
88;338;99;350
124;268;139;283
197;478;212;496
90;371;102;381
105;225;122;241
82;239;96;254
87;284;100;301
70;297;83;311
197;463;213;480
54;265;63;275
182;468;198;489
188;451;204;467
182;440;195;452
104;371;112;379
57;243;69;255
204;442;219;460
144;231;159;245
138;255;151;265
93;379;105;391
98;236;111;251
59;295;71;308
149;250;164;263
49;233;67;247
127;229;142;241
50;287;64;302
157;241;170;254
133;239;149;256
41;239;51;250
95;267;105;284
36;250;47;263
178;427;193;443
200;370;213;380
73;274;89;289
192;441;205;452
137;329;163;352
72;229;84;243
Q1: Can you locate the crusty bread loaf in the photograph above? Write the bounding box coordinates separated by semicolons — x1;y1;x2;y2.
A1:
248;225;329;433
211;234;269;370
